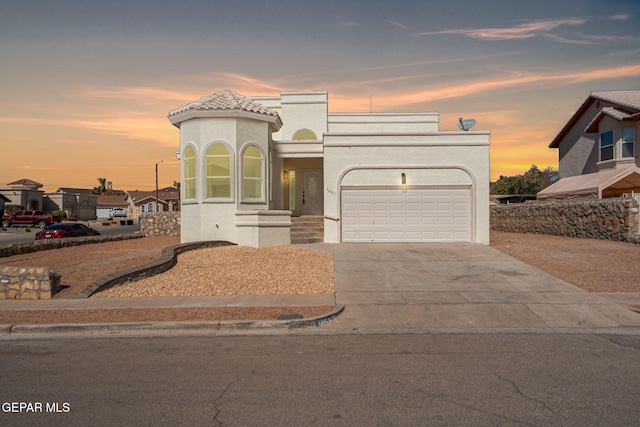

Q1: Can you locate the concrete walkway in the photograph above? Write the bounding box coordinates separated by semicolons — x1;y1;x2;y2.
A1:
1;243;639;334
304;243;640;332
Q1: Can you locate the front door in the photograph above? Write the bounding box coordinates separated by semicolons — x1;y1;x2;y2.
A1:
302;170;323;216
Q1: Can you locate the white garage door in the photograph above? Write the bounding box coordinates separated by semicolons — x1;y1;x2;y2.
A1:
342;188;471;242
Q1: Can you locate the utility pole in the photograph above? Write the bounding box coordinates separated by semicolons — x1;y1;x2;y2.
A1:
155;160;164;213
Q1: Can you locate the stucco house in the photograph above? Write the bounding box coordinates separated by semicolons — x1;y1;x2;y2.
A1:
0;194;10;216
0;179;45;213
168;90;490;247
44;188;98;220
539;90;640;200
126;187;180;220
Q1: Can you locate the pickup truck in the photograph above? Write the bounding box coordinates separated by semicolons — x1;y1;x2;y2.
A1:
1;211;61;228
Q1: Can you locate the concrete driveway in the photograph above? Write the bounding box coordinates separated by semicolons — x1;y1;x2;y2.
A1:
305;243;640;332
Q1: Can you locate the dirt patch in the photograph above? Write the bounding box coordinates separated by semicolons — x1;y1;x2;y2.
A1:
490;231;640;293
1;236;180;298
0;306;334;324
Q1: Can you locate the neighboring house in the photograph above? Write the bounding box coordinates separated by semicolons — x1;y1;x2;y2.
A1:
126;187;180;220
496;195;538;204
0;194;10;216
44;187;98;220
0;179;45;213
168;90;491;247
540;90;640;200
96;194;130;219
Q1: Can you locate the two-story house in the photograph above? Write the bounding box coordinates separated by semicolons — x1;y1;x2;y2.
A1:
539;90;640;199
168;90;491;247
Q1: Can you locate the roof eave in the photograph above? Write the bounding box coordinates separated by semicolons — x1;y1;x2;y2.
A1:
168;109;282;129
549;96;595;148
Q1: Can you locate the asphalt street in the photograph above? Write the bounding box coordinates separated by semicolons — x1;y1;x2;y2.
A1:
1;333;639;426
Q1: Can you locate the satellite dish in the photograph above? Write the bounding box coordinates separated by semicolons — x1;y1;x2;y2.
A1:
458;117;476;131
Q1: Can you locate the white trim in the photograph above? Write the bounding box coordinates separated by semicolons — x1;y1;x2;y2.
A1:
202;140;235;202
239;143;267;204
182;143;198;202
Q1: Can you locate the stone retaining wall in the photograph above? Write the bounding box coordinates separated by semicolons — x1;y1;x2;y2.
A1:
0;266;61;299
140;212;180;237
491;197;640;242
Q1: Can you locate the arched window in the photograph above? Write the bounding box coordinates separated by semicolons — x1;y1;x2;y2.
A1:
242;145;264;200
147;202;154;212
292;128;317;141
183;146;196;200
206;144;232;199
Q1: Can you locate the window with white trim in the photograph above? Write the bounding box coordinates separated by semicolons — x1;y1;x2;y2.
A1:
622;126;635;158
206;144;232;199
242;146;264;200
183;146;196;200
600;130;614;161
147;202;154;212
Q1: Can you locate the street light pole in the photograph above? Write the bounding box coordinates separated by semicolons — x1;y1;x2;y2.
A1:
155;160;164;213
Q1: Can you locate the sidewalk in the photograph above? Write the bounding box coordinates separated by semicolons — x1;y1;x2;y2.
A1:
0;294;335;310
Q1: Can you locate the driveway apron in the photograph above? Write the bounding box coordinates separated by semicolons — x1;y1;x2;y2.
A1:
303;243;640;332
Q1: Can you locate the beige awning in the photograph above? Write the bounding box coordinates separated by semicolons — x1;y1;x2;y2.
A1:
537;166;640;199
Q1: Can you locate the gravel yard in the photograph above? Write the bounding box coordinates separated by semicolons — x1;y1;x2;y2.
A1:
94;245;334;298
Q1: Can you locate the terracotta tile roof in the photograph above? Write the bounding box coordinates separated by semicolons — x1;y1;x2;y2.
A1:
585;106;640;133
96;194;129;207
56;187;96;195
7;178;43;188
168;90;280;118
592;90;640;111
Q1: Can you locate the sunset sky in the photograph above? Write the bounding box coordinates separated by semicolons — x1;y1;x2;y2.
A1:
1;0;639;192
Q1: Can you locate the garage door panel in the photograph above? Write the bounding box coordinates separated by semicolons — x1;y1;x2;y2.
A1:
342;187;471;242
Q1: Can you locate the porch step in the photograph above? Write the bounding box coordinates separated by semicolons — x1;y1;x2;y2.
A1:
291;216;324;244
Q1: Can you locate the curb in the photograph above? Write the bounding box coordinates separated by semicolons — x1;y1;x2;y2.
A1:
1;305;344;335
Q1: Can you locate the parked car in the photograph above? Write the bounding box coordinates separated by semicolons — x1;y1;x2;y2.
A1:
110;208;127;218
1;210;61;229
35;223;101;240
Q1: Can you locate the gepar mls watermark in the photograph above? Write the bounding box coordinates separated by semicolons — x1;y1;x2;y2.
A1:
2;402;70;413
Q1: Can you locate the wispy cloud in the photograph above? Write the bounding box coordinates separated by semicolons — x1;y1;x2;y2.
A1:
548;32;638;45
541;33;600;45
607;48;640;57
610;14;630;21
333;20;359;28
278;51;521;82
415;18;587;40
389;20;409;29
367;63;640;107
82;87;193;103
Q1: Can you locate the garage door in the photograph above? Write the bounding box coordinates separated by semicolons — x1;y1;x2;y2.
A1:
342;188;471;242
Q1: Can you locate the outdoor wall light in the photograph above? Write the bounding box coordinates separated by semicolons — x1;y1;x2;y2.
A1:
401;173;406;185
284;171;289;180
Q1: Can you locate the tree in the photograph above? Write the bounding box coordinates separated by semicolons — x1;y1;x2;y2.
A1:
92;178;108;195
490;165;556;195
